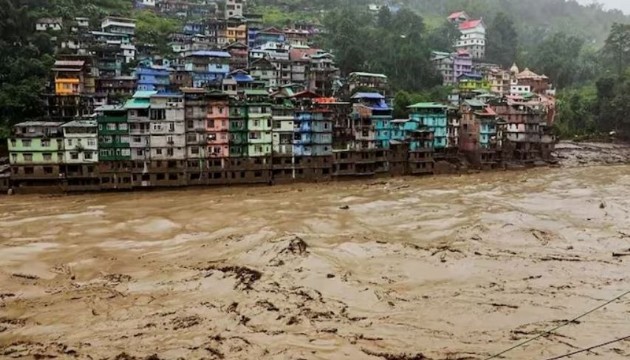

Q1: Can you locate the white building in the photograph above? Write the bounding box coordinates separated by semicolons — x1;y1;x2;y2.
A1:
101;17;136;36
225;0;245;18
149;94;186;160
454;19;486;60
61;120;98;164
36;18;62;32
121;44;137;63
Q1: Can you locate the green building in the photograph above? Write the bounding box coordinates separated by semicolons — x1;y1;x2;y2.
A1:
96;105;131;161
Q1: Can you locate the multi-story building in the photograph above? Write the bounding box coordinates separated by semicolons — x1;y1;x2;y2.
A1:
96;76;137;101
183;88;209;163
48;59;95;121
309;52;338;96
225;0;245;18
459;99;501;169
331;92;389;177
347;72;388;96
184;51;231;88
457;21;486;60
225;42;249;70
480;67;512;96
101;17;136;36
246;100;273;158
226;19;247;44
283;28;311;47
431;50;473;86
8;122;64;192
249;58;277;89
61;120;100;191
450;11;485;60
96;105;133;189
126;91;154;167
408;103;448;151
390;118;434;175
137;66;171;91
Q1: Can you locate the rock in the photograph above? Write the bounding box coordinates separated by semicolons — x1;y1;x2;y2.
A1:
326;274;335;279
339;205;350;210
600;202;606;209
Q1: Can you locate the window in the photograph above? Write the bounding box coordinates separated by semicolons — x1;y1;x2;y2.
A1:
167;148;174;156
207;119;215;128
191;147;199;155
119;123;128;130
43;153;52;161
137;149;143;156
67;139;72;146
88;139;96;146
43;167;53;174
41;139;50;147
11;154;17;162
169;123;175;132
22;140;31;147
107;123;116;130
23;153;33;162
71;153;79;160
156;148;162;155
85;152;93;160
187;120;194;129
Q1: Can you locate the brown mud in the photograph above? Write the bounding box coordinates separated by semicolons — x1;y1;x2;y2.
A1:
1;144;630;359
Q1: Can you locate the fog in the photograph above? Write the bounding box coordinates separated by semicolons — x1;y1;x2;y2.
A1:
578;0;630;13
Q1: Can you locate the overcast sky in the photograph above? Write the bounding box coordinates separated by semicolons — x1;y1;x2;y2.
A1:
578;0;630;13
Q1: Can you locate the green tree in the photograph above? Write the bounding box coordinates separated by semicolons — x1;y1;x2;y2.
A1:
486;12;518;67
0;0;54;137
529;32;584;89
602;23;630;76
426;21;459;52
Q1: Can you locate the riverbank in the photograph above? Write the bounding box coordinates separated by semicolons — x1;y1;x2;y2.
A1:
1;161;629;359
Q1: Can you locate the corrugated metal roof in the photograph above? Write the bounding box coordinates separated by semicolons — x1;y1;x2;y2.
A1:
132;91;158;98
188;51;231;58
54;60;85;67
349;72;388;79
351;92;385;100
14;121;62;127
62;120;97;127
408;102;447;109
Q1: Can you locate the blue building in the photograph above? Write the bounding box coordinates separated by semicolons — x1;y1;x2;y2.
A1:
350;92;392;149
136;66;170;92
408;102;448;149
184;51;231;88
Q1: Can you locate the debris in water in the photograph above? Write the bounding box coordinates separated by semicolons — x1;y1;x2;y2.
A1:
339;205;350;210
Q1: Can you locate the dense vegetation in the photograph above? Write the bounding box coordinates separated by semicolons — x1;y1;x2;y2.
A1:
1;0;630;138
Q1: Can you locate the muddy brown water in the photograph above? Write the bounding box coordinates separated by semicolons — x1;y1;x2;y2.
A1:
1;165;629;359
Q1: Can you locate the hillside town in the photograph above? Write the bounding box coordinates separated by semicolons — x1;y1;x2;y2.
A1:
2;1;557;193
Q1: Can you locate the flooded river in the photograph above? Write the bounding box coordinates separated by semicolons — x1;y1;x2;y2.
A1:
1;165;629;359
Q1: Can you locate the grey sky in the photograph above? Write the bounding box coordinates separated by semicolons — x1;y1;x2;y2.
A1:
578;0;630;13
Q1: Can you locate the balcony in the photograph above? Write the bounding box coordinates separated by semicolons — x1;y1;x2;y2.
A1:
99;116;127;123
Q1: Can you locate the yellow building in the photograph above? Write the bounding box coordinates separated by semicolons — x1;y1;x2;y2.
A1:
55;78;80;95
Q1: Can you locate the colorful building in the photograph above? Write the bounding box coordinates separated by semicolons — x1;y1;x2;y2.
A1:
96;105;133;189
408;102;448;150
8;122;64;192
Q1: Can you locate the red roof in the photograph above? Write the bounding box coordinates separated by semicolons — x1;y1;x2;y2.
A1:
292;90;320;99
289;48;319;61
448;11;466;20
459;19;483;30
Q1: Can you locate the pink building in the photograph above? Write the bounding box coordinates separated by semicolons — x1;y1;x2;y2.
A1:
207;93;230;158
